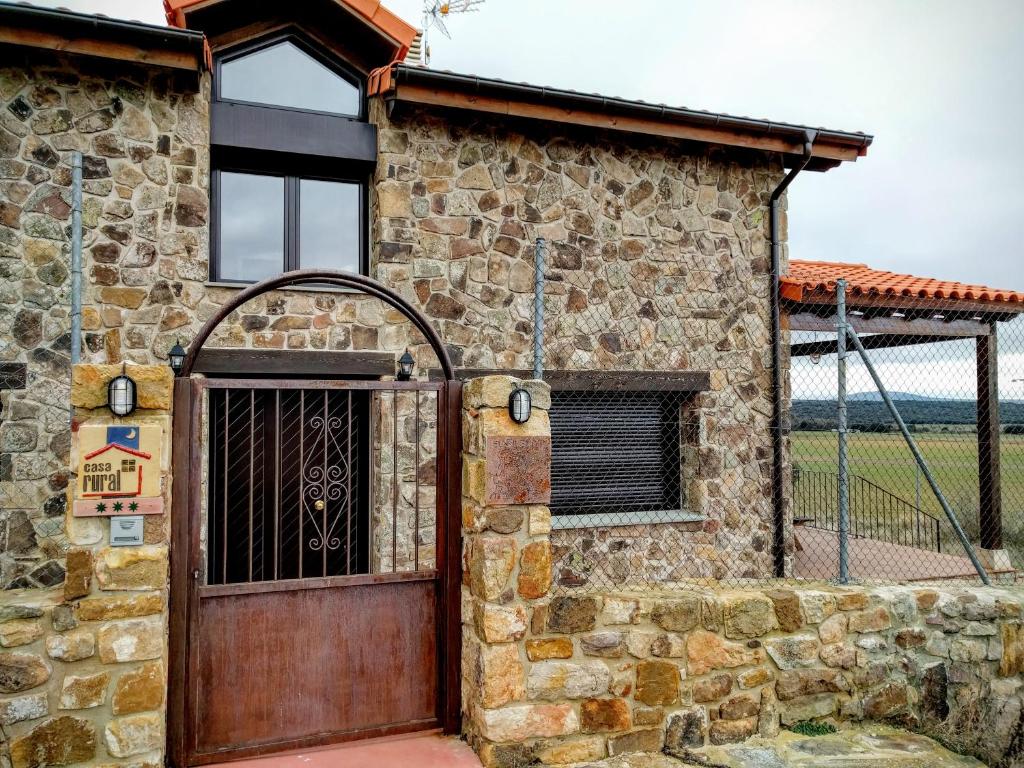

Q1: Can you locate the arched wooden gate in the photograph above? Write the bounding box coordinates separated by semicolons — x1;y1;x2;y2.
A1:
167;271;462;766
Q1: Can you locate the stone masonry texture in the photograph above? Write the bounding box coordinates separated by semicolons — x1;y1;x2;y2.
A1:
0;364;172;768
373;103;791;586
2;47;794;587
461;377;1024;768
0;52;207;588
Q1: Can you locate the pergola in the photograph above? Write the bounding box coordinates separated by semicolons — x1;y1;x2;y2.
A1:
781;260;1024;553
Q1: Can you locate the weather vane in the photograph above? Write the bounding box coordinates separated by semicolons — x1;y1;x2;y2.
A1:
420;0;487;64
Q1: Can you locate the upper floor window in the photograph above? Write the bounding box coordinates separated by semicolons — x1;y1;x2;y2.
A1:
217;37;363;117
214;171;363;283
211;32;373;284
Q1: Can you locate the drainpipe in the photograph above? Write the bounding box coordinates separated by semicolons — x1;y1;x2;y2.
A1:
769;130;817;577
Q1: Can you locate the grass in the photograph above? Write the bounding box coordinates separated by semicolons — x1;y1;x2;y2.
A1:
789;721;838;737
792;431;1024;565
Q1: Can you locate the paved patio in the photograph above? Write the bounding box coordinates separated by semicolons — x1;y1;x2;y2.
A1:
793;525;1015;582
217;733;482;768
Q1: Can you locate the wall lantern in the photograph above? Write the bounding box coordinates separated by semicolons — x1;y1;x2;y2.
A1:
108;367;137;417
397;349;415;381
509;386;532;424
168;339;186;375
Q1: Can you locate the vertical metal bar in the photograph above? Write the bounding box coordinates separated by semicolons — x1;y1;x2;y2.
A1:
836;279;850;584
346;391;353;576
322;389;328;578
414;390;421;572
274;390;280;580
846;325;991;585
392;390;398;572
533;237;545;381
222;389;228;585
70;151;82;368
299;390;305;579
248;389;254;582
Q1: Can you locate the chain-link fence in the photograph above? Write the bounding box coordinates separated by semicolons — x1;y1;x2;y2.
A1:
788;277;1024;587
538;243;1024;591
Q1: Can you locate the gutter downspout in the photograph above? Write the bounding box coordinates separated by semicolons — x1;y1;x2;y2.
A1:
769;130;816;577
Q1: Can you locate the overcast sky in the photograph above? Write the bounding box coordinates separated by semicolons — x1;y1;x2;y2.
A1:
26;0;1024;397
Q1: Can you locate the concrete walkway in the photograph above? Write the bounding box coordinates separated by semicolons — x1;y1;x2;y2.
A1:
217;733;482;768
793;526;1015;582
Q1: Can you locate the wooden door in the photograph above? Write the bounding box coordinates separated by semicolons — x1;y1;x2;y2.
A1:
169;378;460;766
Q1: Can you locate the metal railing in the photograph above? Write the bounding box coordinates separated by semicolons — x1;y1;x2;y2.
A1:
794;469;942;553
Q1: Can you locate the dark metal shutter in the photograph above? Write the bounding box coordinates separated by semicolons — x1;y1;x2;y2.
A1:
549;390;683;518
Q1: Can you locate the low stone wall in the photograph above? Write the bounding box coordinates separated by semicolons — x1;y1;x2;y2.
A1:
460;377;1024;768
0;364;172;768
465;583;1024;766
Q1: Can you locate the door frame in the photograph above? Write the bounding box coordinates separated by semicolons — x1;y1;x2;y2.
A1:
167;270;463;767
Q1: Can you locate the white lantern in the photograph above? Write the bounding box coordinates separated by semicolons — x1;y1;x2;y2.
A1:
508;387;531;424
108;372;136;417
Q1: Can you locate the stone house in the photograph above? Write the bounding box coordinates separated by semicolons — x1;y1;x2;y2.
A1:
52;3;1024;768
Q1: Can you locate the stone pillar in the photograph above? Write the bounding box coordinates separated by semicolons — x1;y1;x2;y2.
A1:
460;376;562;766
0;364;174;768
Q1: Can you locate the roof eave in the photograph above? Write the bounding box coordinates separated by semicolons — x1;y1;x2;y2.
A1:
0;2;207;71
164;0;417;62
373;64;872;170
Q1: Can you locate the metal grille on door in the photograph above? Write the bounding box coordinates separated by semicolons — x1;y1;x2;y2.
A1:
206;386;437;584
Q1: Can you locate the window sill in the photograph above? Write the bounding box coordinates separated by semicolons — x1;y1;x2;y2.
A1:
204;281;362;295
550;510;706;531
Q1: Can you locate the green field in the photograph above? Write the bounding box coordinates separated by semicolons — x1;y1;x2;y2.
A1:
791;431;1024;563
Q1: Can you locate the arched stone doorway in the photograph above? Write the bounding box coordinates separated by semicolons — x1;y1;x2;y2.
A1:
167;270;461;766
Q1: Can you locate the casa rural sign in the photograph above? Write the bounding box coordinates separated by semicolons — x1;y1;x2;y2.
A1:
73;424;163;517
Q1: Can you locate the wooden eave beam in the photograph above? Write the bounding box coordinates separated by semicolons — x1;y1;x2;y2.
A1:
791;333;967;358
390;84;860;163
194;349;396;377
0;28;202;70
786;312;992;337
786;290;1024;319
445;369;712;393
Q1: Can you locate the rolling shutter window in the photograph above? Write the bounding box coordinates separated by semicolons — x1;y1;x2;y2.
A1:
549;390;684;518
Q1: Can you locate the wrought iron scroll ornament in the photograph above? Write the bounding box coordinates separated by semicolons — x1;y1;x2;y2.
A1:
303;414;350;552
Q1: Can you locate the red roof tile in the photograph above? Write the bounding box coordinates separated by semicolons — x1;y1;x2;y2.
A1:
781;260;1024;309
163;0;417;61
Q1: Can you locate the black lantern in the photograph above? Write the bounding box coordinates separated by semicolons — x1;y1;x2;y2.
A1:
108;367;137;417
168;339;186;375
508;386;532;424
397;349;415;381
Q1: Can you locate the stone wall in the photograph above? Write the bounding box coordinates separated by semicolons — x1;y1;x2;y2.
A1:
461;376;1024;768
376;103;790;584
1;46;793;586
0;364;172;768
0;53;208;587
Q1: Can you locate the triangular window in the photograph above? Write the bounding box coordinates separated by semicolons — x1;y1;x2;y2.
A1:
219;37;362;117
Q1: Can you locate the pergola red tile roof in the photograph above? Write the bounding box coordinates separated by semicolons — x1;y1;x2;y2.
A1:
163;0;418;61
782;260;1024;310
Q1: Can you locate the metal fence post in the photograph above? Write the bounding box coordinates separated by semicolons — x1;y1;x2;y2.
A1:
845;326;991;585
533;237;545;381
836;278;850;584
70;151;83;367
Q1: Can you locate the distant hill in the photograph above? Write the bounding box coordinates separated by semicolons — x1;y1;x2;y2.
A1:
793;398;1024;429
846;391;950;403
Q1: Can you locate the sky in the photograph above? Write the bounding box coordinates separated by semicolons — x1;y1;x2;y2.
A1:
24;0;1024;398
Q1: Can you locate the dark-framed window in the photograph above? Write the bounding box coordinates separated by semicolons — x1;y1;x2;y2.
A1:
211;169;366;283
215;32;365;119
549;390;686;521
211;30;372;283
